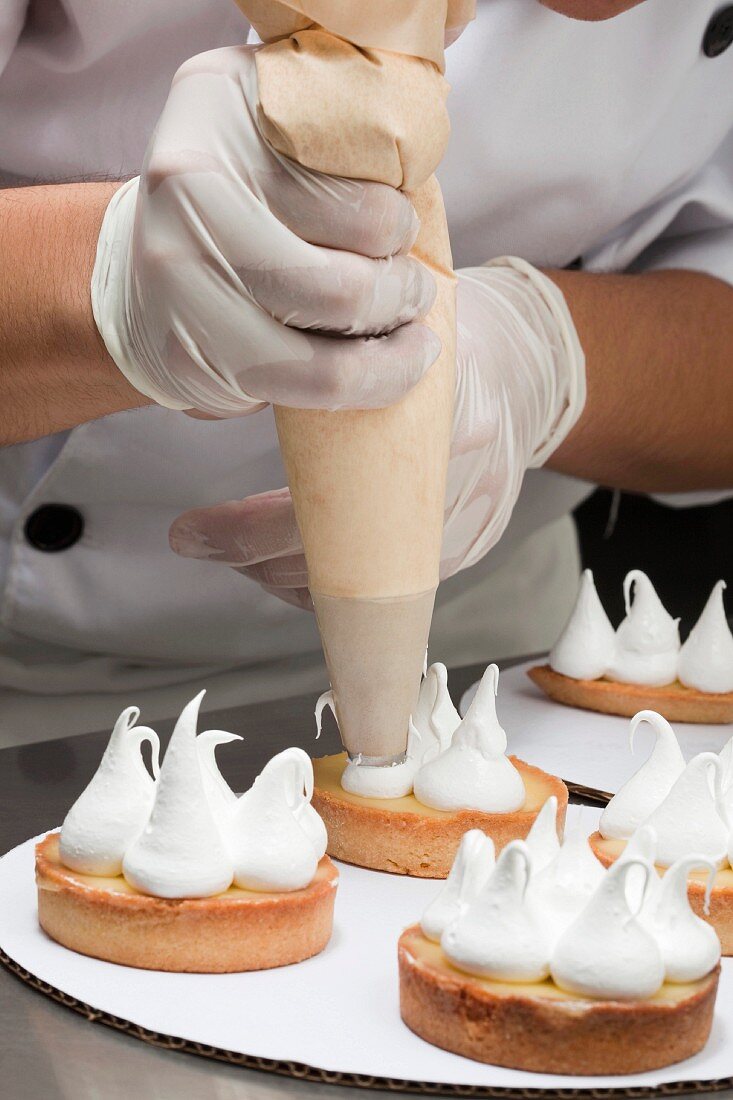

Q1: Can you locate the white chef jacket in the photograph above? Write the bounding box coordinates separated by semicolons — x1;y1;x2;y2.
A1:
0;0;731;703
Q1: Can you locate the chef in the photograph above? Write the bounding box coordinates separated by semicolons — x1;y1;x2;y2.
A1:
0;0;731;744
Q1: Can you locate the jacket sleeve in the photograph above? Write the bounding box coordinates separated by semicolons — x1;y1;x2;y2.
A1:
627;127;733;288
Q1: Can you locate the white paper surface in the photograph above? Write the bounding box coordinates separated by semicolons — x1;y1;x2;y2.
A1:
460;659;733;796
1;806;732;1090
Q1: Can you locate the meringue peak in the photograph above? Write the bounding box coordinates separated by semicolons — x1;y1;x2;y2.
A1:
412;665;525;813
230;748;322;892
607;570;680;687
412;662;461;762
679;580;733;694
549;569;615;681
551;859;665;1000
421;829;494;942
599;710;685;840
441;841;550;982
641;752;729;868
453;663;506;754
314;690;335;739
524;795;561;874
645;854;721;982
616;823;662;915
526;822;605;949
122;691;234;898
59;705;160;876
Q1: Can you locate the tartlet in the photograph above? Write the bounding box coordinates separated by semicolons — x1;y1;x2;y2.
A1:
528;664;733;724
589;830;733;955
312;753;568;877
36;832;338;972
398;924;719;1075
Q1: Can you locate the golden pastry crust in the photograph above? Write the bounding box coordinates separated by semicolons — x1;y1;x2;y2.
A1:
398;925;719;1076
528;664;733;724
36;833;337;973
589;830;733;956
312;754;567;877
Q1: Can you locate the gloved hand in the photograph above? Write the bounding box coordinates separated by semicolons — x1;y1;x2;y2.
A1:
168;258;586;604
91;46;438;418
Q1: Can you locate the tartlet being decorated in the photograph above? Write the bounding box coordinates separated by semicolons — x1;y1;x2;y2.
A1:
313;662;567;877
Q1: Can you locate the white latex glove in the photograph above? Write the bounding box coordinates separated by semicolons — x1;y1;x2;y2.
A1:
168;257;586;606
91;47;438;417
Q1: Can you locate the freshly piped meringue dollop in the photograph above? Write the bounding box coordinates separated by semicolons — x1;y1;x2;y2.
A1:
551;859;665;1000
678;581;733;694
599;711;685;840
526;823;605;949
421;830;494;942
644;855;720;983
523;795;561;874
549;570;616;680
642;752;729;868
341;721;422;798
196;729;241;835
123;692;234;898
60;706;160;876
607;570;680;687
230;748;323;892
413;664;526;813
319;662;461;799
442;841;551;981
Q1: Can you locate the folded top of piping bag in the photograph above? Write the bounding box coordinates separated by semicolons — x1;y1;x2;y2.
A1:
234;0;476;72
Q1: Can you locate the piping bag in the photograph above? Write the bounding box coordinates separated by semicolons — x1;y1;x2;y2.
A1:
235;0;474;765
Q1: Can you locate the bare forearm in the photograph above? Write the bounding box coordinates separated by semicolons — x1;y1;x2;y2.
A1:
0;183;148;446
547;268;733;492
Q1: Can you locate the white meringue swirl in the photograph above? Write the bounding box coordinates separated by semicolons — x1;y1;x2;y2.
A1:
523;794;561;874
230;748;322;892
341;721;421;798
59;706;159;876
644;854;720;983
526;823;605;949
678;581;733;694
607;571;680;687
599;710;685;841
122;692;234;898
413;664;525;813
616;823;661;917
60;692;328;900
320;660;524;814
196;728;241;836
549;569;616;680
420;805;721;1001
551;859;666;1000
421;829;494;943
641;752;729;869
441;841;551;982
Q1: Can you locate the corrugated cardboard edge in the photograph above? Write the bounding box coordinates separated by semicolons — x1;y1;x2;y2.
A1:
3;944;732;1097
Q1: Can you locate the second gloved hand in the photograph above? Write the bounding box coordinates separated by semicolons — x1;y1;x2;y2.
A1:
168;258;586;603
91;46;438;418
